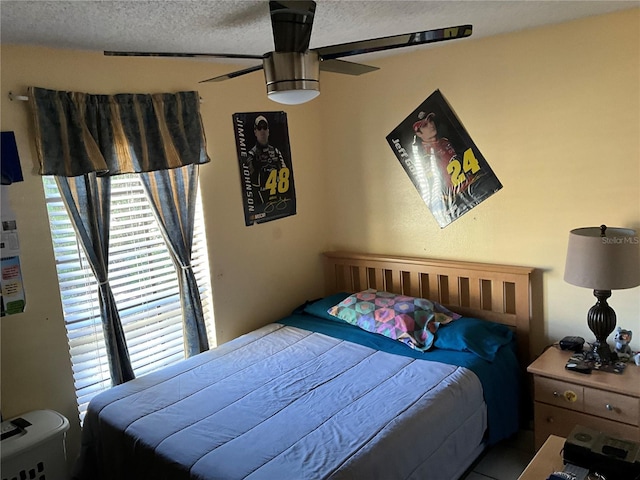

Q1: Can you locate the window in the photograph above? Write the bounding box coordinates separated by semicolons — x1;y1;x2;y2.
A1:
43;174;215;421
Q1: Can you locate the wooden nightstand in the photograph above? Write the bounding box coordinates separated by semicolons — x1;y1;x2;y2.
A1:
527;346;640;449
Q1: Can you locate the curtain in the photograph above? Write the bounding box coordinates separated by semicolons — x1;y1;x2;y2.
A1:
140;164;210;357
29;87;209;176
56;174;135;384
29;87;210;384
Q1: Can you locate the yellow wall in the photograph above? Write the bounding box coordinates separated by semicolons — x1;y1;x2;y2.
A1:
0;8;638;469
321;9;639;354
0;46;330;464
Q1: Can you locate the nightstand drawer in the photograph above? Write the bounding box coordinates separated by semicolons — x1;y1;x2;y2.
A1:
534;402;640;449
584;387;640;425
534;377;584;411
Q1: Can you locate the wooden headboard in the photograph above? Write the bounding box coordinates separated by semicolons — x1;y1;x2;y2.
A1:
323;251;535;368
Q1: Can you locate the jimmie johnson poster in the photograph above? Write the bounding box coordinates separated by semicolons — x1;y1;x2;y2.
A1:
386;90;502;228
233;111;296;226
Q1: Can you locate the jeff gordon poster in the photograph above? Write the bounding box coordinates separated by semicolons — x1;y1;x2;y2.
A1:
386;90;502;228
233;111;296;226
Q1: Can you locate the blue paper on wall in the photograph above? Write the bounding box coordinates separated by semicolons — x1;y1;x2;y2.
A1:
1;131;24;185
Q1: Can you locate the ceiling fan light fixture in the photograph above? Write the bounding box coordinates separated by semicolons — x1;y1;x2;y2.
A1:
105;0;474;101
264;51;320;105
268;87;320;105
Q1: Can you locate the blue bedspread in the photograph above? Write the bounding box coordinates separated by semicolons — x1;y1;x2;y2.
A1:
279;312;521;445
74;301;521;480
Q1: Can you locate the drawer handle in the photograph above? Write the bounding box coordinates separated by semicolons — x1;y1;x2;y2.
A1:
605;404;615;412
553;391;560;397
546;416;554;423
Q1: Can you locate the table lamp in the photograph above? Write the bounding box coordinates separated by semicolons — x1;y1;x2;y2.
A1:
564;225;640;363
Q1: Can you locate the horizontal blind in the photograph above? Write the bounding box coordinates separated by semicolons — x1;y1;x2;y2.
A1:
43;174;215;421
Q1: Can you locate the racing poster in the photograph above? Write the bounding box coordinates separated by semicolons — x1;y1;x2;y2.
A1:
233;111;296;226
386;90;502;228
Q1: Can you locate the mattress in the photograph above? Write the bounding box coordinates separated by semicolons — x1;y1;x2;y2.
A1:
74;308;520;480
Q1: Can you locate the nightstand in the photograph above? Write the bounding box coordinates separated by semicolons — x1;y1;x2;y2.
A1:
527;346;640;449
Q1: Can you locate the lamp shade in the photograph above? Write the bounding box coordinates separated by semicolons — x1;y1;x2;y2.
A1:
564;226;640;290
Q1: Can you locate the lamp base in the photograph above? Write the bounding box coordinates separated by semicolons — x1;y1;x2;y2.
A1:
586;289;616;365
586;341;614;364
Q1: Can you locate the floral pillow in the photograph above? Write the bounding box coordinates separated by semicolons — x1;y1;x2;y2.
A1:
327;289;458;351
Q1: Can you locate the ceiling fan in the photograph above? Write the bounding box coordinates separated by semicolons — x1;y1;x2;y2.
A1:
104;1;472;105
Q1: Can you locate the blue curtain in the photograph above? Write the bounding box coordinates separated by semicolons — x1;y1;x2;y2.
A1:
140;164;209;356
29;88;209;176
56;174;135;384
30;87;210;384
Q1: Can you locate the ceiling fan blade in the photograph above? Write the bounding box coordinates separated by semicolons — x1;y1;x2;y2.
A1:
316;25;472;60
199;64;264;83
269;0;316;53
104;51;265;60
320;59;379;76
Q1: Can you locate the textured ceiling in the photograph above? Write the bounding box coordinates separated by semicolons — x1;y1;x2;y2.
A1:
1;0;637;64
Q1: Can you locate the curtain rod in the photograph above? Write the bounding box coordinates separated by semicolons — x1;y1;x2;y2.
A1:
8;92;28;101
8;91;204;103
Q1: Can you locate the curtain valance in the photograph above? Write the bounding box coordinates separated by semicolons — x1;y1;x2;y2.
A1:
29;87;210;177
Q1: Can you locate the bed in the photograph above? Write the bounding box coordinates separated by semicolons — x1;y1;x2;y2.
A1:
73;252;535;480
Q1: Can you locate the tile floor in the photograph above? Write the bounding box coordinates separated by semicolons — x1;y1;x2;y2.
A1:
460;429;536;480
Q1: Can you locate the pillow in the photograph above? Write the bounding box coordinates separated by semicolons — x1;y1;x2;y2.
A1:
301;292;351;322
433;317;514;361
327;289;455;351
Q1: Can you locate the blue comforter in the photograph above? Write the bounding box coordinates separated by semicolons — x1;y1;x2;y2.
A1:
74;305;520;480
280;312;521;446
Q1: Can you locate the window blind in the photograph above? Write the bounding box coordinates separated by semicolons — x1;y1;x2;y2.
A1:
43;174;215;421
